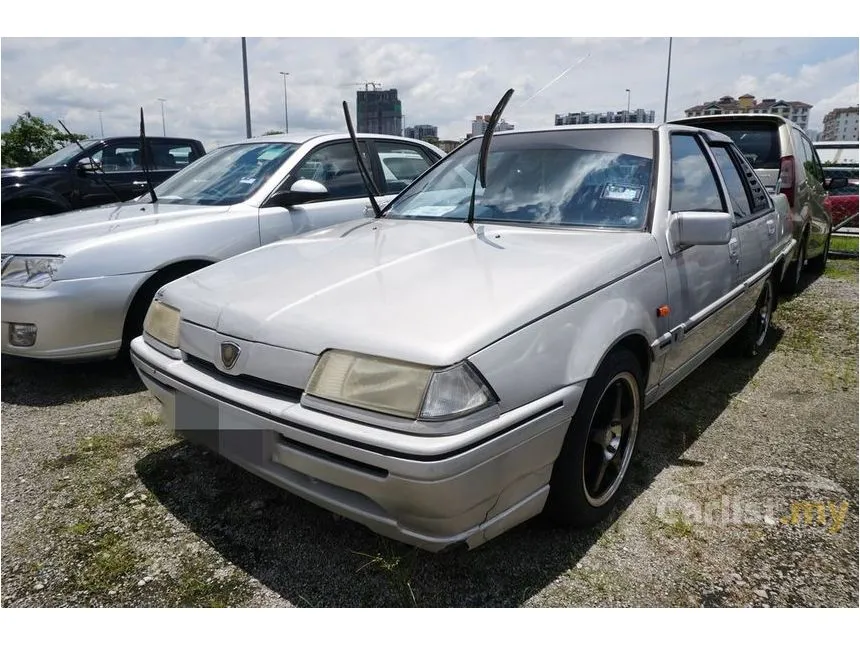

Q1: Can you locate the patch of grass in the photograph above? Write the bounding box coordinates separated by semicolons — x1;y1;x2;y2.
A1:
67;520;93;536
352;541;419;606
824;262;858;281
140;410;163;428
75;532;139;593
166;555;253;608
43;453;83;470
661;513;696;539
830;236;859;254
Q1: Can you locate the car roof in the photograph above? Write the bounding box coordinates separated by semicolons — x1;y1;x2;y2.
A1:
671;113;794;127
488;122;733;144
221;131;440;148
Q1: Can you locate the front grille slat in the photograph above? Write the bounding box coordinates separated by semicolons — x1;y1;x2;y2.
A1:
184;353;304;402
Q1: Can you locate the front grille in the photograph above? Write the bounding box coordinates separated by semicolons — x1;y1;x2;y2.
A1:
184;353;304;402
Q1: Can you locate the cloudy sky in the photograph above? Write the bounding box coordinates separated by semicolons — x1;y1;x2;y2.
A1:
1;7;858;151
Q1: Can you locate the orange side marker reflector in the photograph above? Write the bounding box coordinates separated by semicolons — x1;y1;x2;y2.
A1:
657;305;670;317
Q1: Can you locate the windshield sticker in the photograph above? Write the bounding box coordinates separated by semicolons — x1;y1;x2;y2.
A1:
601;183;643;203
239;177;257;184
404;205;457;217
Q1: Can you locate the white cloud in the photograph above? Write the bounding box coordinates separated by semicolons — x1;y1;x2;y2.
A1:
1;36;857;148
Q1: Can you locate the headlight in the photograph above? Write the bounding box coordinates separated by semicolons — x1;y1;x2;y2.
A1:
143;300;181;348
305;349;496;420
1;255;64;288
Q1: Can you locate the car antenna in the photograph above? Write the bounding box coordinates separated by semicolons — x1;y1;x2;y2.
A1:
57;118;123;204
139;108;158;204
342;101;383;219
466;88;515;231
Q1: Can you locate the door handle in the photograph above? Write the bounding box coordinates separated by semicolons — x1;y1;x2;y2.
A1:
766;219;776;235
728;237;740;263
132;181;148;186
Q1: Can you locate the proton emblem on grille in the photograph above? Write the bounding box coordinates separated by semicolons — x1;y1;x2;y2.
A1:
220;342;241;370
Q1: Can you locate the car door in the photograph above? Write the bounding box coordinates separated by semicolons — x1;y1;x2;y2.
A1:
799;133;831;253
258;140;376;246
146;140;202;187
76;139;148;206
660;132;741;379
707;141;776;318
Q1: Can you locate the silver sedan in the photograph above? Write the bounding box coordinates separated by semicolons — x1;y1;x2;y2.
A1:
1;132;443;361
131;123;795;551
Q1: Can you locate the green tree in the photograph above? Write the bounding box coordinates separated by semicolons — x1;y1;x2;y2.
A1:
1;112;88;168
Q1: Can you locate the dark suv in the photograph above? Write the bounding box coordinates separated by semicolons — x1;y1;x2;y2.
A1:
1;136;206;225
671;114;847;293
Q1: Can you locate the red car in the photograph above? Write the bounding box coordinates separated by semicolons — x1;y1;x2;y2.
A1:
814;141;858;229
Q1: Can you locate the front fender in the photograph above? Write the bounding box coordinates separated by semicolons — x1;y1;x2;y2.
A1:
469;259;667;414
1;185;71;212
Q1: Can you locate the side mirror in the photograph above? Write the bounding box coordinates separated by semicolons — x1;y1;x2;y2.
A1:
266;179;328;207
76;160;100;175
668;211;733;250
824;176;849;191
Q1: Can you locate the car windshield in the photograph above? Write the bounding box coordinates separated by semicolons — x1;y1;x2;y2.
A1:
385;129;655;230
31;140;98;168
145;142;299;206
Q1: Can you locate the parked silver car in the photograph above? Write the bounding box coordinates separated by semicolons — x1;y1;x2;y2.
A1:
1;133;443;361
131;123;794;552
671;114;837;292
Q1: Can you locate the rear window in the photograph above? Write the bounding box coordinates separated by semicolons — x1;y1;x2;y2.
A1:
688;121;782;170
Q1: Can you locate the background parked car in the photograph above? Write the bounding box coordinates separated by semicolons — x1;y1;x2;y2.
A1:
671;114;843;292
1;136;207;225
814;140;859;229
1;132;443;362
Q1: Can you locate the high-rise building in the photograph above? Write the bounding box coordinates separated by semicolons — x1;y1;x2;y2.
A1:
470;114;514;138
554;109;655;126
683;94;812;131
821;106;859;141
357;88;403;136
404;124;438;141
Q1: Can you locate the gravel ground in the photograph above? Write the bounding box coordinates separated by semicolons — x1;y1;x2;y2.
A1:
1;260;857;608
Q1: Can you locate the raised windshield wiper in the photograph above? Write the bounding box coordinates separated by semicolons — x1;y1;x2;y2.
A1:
342;101;383;219
139;108;158;204
466;88;514;229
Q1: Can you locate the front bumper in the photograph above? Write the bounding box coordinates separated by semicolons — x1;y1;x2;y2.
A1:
130;336;582;552
1;272;153;360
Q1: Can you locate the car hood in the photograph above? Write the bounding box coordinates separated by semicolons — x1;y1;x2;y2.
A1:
164;218;661;366
1;201;233;255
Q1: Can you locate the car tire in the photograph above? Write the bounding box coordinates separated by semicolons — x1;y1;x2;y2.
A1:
118;263;209;362
807;230;831;273
544;348;643;528
781;233;807;295
733;275;776;358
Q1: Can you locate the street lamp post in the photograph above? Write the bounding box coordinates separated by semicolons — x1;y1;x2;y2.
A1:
157;98;166;136
625;89;631;123
663;37;673;123
279;72;289;134
98;110;104;137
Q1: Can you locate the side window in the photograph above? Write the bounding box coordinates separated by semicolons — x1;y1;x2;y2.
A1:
93;142;141;173
801;136;824;184
670;134;724;212
709;145;753;219
291;142;370;200
731;146;771;213
375;141;436;193
149;142;197;170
